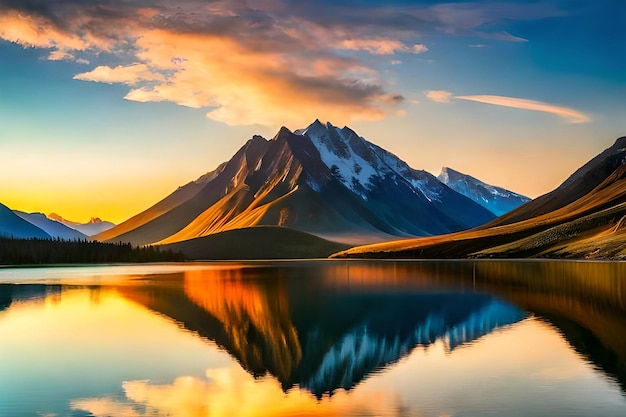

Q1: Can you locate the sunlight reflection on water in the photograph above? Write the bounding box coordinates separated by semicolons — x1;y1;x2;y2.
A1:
1;260;625;417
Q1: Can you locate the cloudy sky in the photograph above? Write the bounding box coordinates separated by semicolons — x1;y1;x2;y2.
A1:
1;0;624;223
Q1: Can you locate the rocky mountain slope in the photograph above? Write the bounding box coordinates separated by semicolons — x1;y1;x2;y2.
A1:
95;121;495;247
335;136;626;259
14;211;87;240
438;167;530;216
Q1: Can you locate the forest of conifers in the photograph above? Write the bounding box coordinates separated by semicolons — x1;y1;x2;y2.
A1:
0;237;185;265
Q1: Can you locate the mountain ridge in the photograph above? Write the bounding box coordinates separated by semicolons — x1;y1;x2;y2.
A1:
0;203;50;240
14;211;87;240
334;136;626;260
485;136;626;227
95;121;496;247
438;167;530;216
48;213;115;236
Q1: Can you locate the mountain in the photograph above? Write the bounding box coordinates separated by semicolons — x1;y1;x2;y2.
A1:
334;136;626;259
95;121;495;247
14;211;87;240
438;167;530;216
487;136;626;227
48;213;115;236
0;203;50;239
160;226;349;259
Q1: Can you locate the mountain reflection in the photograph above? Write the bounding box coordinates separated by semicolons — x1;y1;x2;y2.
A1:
0;283;61;311
184;270;302;382
471;260;626;393
117;264;526;396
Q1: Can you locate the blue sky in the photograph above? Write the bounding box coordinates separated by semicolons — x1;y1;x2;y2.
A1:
0;0;624;223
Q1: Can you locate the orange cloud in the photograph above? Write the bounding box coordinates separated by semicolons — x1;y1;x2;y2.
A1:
74;64;165;85
339;39;428;55
48;50;75;62
119;29;396;126
0;2;408;127
456;95;591;123
0;11;89;50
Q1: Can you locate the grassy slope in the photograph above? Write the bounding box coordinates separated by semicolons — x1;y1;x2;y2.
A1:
334;165;626;259
476;202;626;259
160;226;350;260
484;136;626;228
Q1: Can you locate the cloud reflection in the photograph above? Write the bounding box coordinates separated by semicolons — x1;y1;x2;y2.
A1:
71;365;396;417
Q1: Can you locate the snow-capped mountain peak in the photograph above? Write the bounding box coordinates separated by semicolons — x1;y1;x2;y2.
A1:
438;167;530;216
295;120;450;203
48;213;116;236
296;120;381;199
96;121;495;246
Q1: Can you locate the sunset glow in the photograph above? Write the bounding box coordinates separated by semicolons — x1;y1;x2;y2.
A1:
0;1;624;222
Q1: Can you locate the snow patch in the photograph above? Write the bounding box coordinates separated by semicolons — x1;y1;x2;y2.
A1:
299;122;379;199
438;168;531;216
301;299;524;395
296;120;444;202
305;177;321;192
372;144;443;201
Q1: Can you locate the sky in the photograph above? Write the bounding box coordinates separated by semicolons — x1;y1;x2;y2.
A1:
0;0;624;224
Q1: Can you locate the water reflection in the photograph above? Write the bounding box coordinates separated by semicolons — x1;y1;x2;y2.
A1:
1;260;626;417
117;267;525;397
0;283;61;311
116;260;626;399
70;365;399;417
472;260;626;393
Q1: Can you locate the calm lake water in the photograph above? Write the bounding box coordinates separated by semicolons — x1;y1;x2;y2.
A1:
1;260;625;417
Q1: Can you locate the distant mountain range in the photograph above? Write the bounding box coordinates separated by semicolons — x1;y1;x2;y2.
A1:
14;211;87;240
95;121;501;252
0;203;115;240
47;213;115;236
337;136;626;260
0;203;50;239
438;167;530;216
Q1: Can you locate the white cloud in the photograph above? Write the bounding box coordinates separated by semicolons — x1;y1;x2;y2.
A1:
338;39;428;55
425;90;453;103
74;64;165;85
48;50;75;61
493;31;529;43
412;44;429;54
455;95;591;123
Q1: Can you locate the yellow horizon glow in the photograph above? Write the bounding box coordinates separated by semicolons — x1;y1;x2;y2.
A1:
0;137;595;224
0;0;622;228
1;116;616;225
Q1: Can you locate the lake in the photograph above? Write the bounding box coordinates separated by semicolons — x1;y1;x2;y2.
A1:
1;260;625;417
